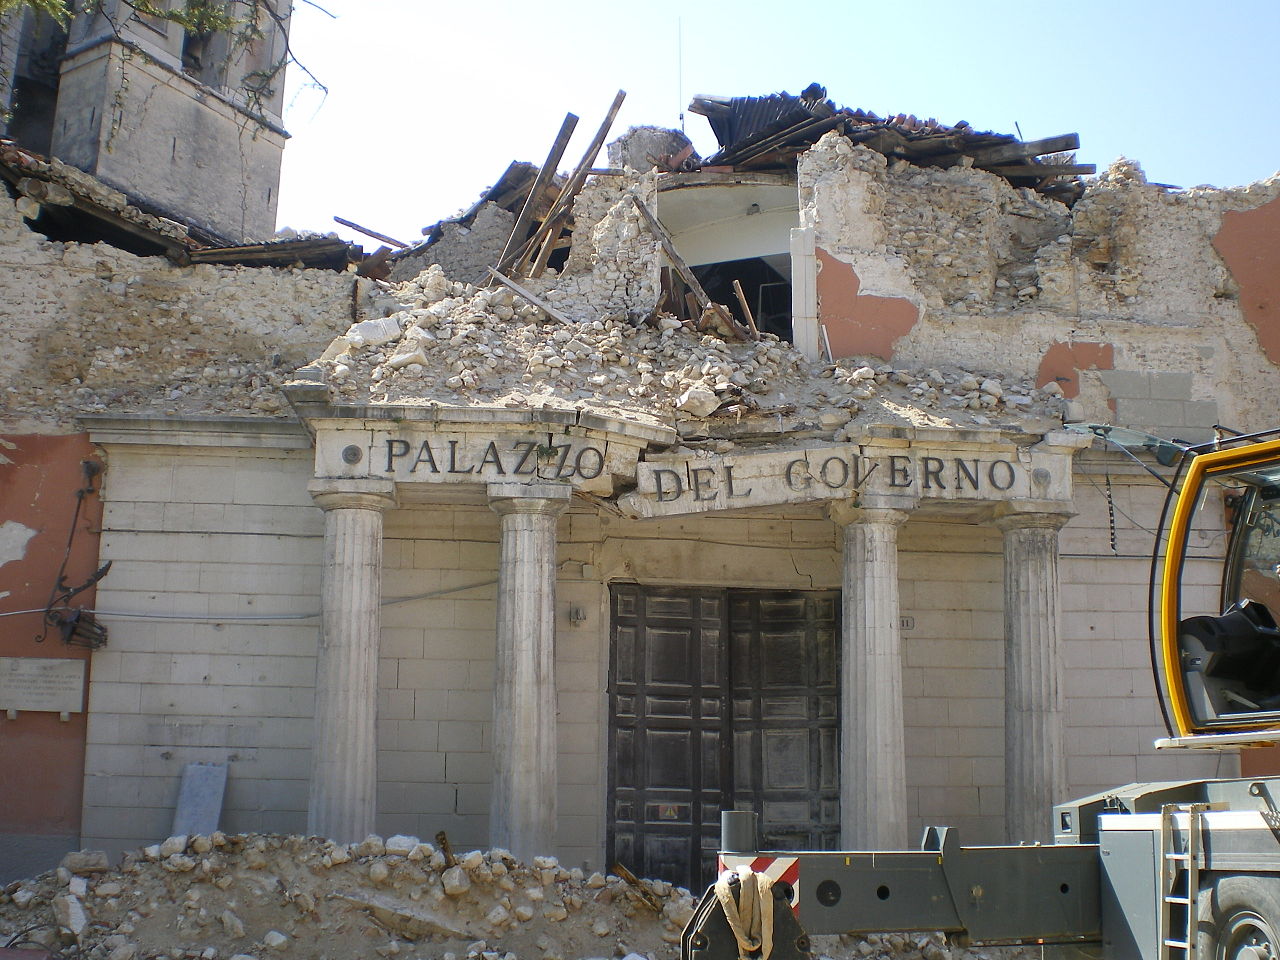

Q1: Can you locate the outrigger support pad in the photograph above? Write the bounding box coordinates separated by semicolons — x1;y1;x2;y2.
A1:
680;872;812;960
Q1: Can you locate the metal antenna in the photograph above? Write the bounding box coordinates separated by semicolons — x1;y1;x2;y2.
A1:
677;17;685;132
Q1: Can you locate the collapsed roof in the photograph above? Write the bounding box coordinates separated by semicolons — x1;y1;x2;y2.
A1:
688;83;1092;202
0;138;364;270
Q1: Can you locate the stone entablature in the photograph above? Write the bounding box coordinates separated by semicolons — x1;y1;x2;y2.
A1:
620;428;1089;518
291;385;1090;519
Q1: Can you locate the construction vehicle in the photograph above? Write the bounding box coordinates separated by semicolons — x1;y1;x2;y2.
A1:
682;428;1280;960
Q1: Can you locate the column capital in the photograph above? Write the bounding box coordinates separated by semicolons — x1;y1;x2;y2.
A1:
828;494;916;528
993;500;1074;532
488;482;573;518
309;478;398;513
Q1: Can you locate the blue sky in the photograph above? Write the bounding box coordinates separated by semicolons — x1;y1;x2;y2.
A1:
275;0;1280;247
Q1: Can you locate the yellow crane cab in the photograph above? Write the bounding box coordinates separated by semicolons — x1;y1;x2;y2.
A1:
1149;429;1280;747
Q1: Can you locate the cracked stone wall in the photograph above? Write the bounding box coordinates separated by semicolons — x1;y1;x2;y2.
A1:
799;131;1280;442
390;202;516;286
0;193;359;433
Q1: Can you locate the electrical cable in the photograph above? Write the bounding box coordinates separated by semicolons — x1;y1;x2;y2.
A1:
1;578;498;624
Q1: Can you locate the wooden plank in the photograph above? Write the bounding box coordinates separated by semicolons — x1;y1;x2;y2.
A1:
356;245;394;279
685;292;704;329
722;114;846;166
522;90;627;277
988;163;1096;178
496;112;579;274
732;279;760;340
334;216;406;248
631;195;751;341
486;267;574;324
969;133;1080;167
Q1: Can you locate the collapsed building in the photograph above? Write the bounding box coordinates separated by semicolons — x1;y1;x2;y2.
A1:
3;78;1280;922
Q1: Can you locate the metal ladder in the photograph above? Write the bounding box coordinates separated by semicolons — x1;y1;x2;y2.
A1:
1158;802;1212;960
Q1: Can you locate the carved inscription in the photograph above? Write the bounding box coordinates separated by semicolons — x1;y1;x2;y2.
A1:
624;444;1040;517
381;437;606;481
0;657;86;713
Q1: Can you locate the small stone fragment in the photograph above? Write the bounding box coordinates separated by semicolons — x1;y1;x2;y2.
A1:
442;865;472;896
61;849;111;874
262;931;289;952
53;894;88;937
384;834;418;856
221;910;246;938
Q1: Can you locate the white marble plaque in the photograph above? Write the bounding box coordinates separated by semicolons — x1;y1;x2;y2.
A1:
0;657;86;713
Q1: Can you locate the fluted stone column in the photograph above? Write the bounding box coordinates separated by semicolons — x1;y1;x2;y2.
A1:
996;502;1074;844
307;478;397;843
488;482;572;862
830;496;915;850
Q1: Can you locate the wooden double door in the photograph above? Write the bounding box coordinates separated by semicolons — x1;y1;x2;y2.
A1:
607;585;840;891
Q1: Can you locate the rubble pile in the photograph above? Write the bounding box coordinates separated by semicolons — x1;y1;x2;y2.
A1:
0;835;1036;960
0;834;697;960
311;262;1067;437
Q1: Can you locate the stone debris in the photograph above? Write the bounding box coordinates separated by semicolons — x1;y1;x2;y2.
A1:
307;258;1067;440
7;125;1280;439
1;835;1037;960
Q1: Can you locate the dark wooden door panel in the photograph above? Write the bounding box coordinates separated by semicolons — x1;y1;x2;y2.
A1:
608;585;840;891
729;591;841;854
608;585;728;892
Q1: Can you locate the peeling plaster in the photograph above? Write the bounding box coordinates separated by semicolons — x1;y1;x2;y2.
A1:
816;247;920;361
1214;195;1280;367
1035;342;1116;399
0;519;38;599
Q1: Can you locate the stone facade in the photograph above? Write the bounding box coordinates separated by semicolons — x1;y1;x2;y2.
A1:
2;122;1279;884
2;0;289;241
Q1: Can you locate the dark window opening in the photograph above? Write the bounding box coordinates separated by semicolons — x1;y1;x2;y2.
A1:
8;186;179;259
692;256;792;342
7;77;61;156
4;12;68;156
181;29;229;89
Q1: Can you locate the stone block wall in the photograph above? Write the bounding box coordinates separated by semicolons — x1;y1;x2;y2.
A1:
77;438;1231;862
81;437;323;858
899;521;1005;839
1097;368;1220;444
1060;460;1237;795
0;193;356;433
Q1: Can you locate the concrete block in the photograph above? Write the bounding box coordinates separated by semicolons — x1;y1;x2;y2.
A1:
397;782;457;815
87;681;143;714
81;802;172;843
171;762;227;835
389;719;439;752
411;690;451;720
378;632;424;660
1098;369;1153;399
443;752;492;784
374;689;411;721
946;698;1003;728
465;660;495;692
1181;400;1220;427
456;541;499;571
397;658;468;691
377;658;398;690
556;722;600;756
438;721;485;753
558;783;602;817
1147;372;1194;401
446;691;492;723
558;753;600;786
373;752;445;788
455;783;492;816
1116;397;1195;428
